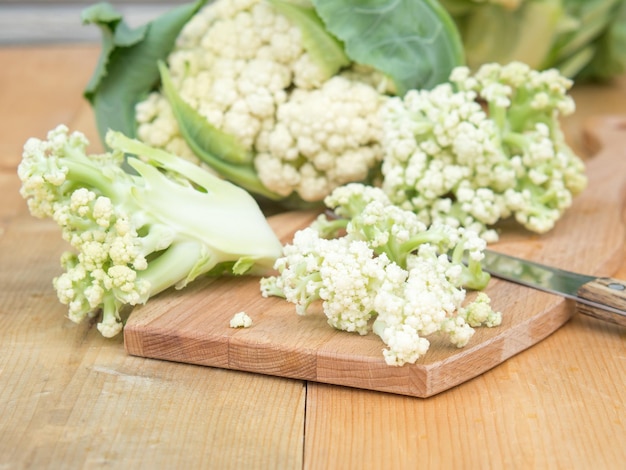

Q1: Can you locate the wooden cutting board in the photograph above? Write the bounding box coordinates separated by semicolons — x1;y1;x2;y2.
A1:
124;116;626;398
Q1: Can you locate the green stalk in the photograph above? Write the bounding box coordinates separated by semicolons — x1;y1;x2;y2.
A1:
62;158;124;201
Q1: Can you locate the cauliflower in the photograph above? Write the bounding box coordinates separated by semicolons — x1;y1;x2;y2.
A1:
135;0;390;203
261;184;501;366
18;125;283;337
230;311;253;328
380;61;587;242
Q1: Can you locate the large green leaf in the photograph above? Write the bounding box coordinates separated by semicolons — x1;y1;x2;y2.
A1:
311;0;465;94
82;0;207;143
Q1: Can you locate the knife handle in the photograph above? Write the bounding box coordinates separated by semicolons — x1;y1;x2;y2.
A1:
577;278;626;327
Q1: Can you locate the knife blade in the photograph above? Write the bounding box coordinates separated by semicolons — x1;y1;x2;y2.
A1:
481;250;626;327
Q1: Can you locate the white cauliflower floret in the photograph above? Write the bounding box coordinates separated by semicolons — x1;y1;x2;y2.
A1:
371;245;473;365
381;62;587;242
372;320;430;366
255;75;384;201
136;92;199;164
292;53;330;89
263;228;388;334
462;292;502;328
230;311;253;328
381;81;510;241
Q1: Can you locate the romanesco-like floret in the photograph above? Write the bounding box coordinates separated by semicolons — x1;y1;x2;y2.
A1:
135;0;389;204
381;61;587;242
18;125;283;337
262;183;501;366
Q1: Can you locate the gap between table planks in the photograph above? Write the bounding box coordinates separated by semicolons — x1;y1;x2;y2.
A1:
124;115;626;398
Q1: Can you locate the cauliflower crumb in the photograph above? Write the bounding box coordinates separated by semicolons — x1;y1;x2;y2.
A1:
230;311;253;328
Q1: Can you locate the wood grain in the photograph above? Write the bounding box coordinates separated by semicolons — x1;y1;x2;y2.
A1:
0;45;305;470
578;277;626;326
303;314;626;469
124;115;626;398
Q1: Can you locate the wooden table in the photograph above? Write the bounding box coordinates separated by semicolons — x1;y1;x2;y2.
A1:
1;44;625;469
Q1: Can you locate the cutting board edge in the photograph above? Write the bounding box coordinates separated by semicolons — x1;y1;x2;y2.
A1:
124;294;575;398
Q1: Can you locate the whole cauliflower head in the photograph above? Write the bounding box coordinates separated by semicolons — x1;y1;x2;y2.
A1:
136;0;389;202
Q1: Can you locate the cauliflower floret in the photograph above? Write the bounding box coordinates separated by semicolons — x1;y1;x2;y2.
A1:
253;75;386;201
462;292;502;328
372;320;431;366
263;227;389;334
20;125;283;338
230;311;253;328
292;53;329;89
136;92;199;164
381;62;586;241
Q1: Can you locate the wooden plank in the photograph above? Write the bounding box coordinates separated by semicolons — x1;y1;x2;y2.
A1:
0;219;307;470
0;45;306;469
124;115;626;398
303;310;626;470
0;45;101;166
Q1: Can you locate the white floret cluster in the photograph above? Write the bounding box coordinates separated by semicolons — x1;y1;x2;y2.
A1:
52;189;154;337
230;311;253;328
370;244;477;366
261;184;501;366
269;228;387;335
21;134;152;337
255;76;384;200
381;82;510;242
381;61;587;242
135;0;387;202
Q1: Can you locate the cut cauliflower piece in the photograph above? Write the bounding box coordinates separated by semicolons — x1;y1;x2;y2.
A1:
230;311;253;328
381;61;587;242
262;184;501;366
18;125;283;337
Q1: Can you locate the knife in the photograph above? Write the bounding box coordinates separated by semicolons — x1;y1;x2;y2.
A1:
481;250;626;327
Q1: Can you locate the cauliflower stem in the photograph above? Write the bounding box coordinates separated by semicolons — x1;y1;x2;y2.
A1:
18;125;283;337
